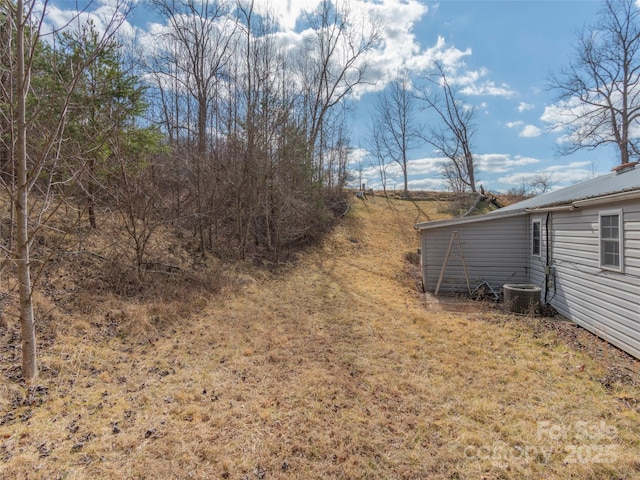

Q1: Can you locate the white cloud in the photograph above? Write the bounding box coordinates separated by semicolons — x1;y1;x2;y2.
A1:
460;80;516;98
498;172;542;187
519;125;542;138
545;160;593;173
352;153;446;190
505;121;542;137
347;147;369;167
361;152;543;190
444;66;516;98
498;161;597;188
41;0;133;38
405;36;471;73
253;0;434;98
51;0;514;108
475;153;539;174
264;0;432;92
517;102;534;112
408;156;444;175
251;0;322;31
407;177;448;190
540;97;584;132
365;35;472;95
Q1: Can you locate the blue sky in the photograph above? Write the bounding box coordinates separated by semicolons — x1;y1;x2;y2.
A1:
46;0;617;193
352;0;612;193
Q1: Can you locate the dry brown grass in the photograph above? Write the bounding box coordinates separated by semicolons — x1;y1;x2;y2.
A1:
1;194;640;479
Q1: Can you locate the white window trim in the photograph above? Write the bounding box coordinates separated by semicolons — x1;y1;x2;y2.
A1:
599;209;624;272
531;219;541;257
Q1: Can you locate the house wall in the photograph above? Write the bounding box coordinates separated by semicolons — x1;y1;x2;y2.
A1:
547;201;640;360
421;215;529;294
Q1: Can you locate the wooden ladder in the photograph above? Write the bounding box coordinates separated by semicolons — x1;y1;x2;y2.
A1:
434;230;471;296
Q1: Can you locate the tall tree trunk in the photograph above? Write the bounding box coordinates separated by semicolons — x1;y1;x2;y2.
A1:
16;0;37;383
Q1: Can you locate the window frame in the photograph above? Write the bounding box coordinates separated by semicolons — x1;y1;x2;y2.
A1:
531;219;541;257
599;209;624;272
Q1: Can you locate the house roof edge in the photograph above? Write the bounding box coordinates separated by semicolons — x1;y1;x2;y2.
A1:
415;208;527;230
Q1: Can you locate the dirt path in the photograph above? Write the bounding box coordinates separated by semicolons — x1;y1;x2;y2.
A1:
1;197;639;479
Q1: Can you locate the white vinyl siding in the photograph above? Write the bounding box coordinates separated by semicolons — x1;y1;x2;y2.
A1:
421;215;528;294
549;203;640;360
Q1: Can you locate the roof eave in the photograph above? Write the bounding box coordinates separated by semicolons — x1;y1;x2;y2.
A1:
526;188;640;212
415;208;527;230
525;204;575;213
416;188;640;231
572;188;640;207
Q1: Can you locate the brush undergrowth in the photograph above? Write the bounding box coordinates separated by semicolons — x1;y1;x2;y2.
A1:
0;194;639;479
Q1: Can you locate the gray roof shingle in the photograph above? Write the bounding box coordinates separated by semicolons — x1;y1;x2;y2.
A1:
495;163;640;213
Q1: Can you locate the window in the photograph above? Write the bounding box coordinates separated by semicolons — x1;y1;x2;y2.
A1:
599;210;623;271
532;220;541;256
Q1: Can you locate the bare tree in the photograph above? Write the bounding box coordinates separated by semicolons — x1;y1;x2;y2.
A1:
368;123;390;195
507;179;529;197
13;0;35;382
298;0;380;185
529;173;555;195
418;62;478;193
548;0;640;165
106;136;164;274
441;161;472;194
2;0;130;382
149;0;236;255
371;72;421;195
230;0;304;260
142;0;378;263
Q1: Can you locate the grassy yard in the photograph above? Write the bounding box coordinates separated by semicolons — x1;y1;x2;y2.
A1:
1;196;639;479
